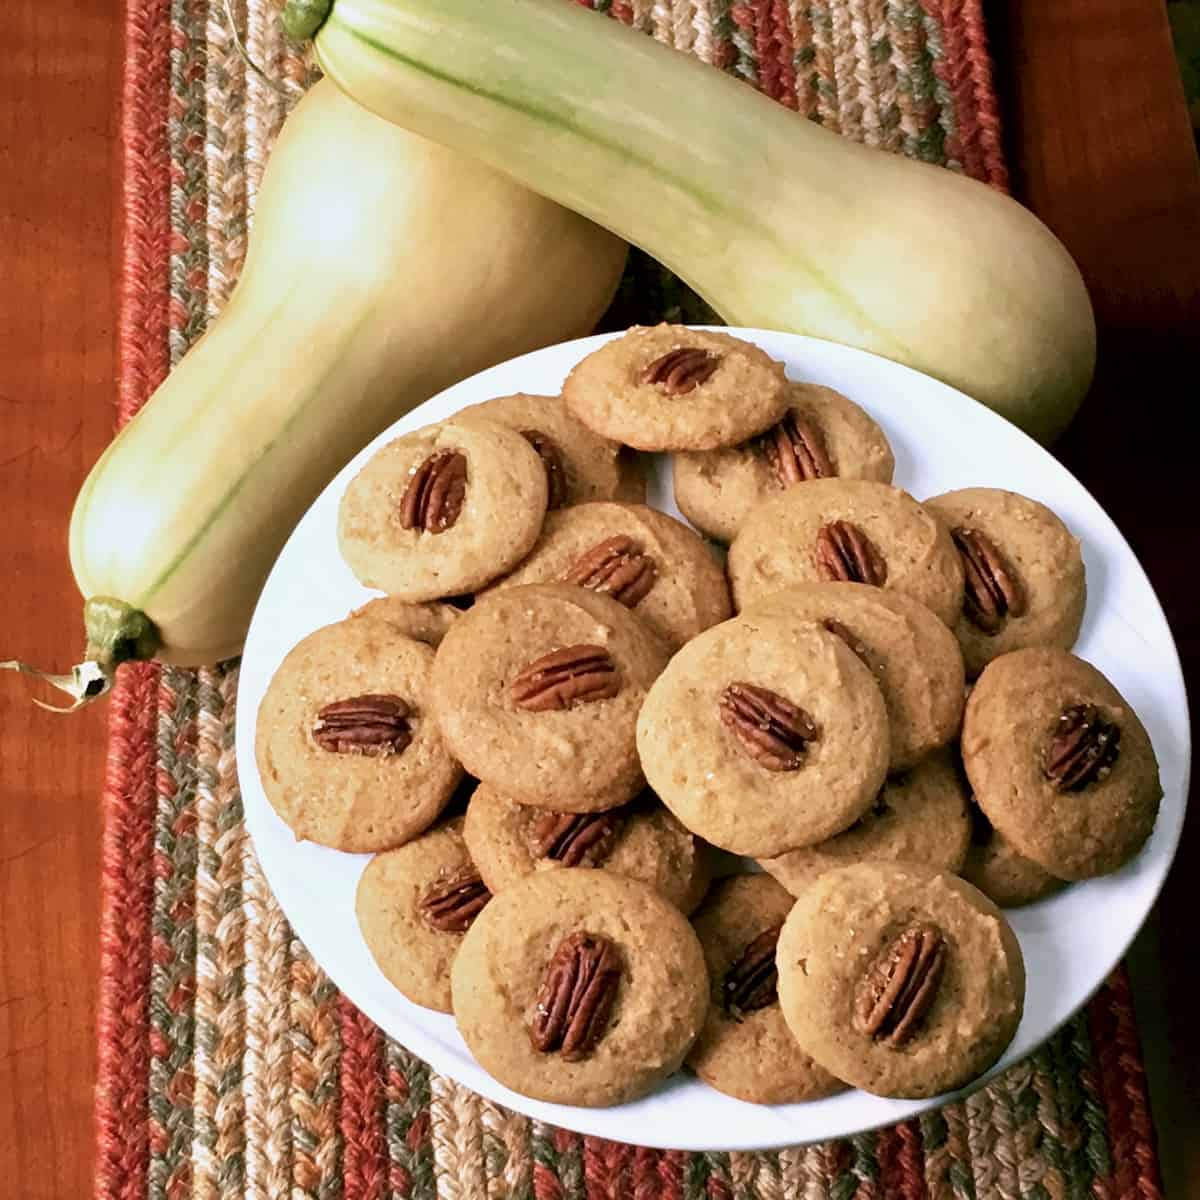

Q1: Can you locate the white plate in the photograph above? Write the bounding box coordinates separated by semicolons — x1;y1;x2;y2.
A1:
236;328;1190;1151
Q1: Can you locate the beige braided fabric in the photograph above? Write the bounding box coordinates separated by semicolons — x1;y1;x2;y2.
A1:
97;1;1165;1197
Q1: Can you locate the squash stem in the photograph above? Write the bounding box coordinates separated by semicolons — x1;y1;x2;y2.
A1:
281;0;332;41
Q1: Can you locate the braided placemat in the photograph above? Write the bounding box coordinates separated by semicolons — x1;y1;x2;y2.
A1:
97;1;1164;1197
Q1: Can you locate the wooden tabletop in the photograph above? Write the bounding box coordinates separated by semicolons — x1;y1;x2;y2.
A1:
1;1;1197;1196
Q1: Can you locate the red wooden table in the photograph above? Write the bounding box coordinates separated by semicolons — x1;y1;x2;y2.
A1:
1;1;1197;1195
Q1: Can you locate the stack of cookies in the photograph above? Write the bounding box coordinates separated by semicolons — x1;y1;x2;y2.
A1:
255;324;1163;1111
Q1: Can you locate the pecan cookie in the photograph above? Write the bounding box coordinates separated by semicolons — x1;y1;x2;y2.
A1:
743;582;965;771
563;325;789;451
674;383;895;543
686;874;844;1105
355;816;489;1012
961;648;1161;880
458;391;645;507
636;614;890;857
758;751;972;897
727;479;964;626
255;613;462;852
960;802;1066;908
777;863;1025;1099
463;784;712;913
924;488;1086;677
337;416;548;602
482;501;731;650
430;584;671;812
450;869;708;1107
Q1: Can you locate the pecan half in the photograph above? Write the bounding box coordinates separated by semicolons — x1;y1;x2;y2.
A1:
639;347;721;394
721;923;783;1019
764;412;835;486
719;682;818;771
418;865;492;933
400;449;468;533
562;535;657;607
1044;703;1121;791
952;527;1026;635
511;645;620;712
814;520;888;585
530;932;621;1060
312;694;412;755
521;429;568;510
854;923;947;1047
529;810;625;867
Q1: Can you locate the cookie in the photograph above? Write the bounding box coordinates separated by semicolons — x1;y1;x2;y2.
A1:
348;595;461;646
960;803;1066;908
255;614;463;852
924;488;1086;677
777;863;1025;1099
458;391;645;507
463;783;711;913
430;584;671;812
482;501;731;650
727;479;964;626
451;869;708;1107
563;325;789;451
743;582;965;771
337;416;548;602
636;614;890;857
759;751;972;896
686;874;844;1104
673;383;896;543
961;648;1161;880
355;816;490;1012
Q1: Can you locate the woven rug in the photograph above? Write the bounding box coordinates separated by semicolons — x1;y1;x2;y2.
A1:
97;1;1165;1197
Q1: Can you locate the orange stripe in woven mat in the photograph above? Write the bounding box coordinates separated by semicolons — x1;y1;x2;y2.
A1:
94;660;162;1200
340;998;388;1200
875;1120;929;1200
583;1137;633;1200
1088;968;1166;1200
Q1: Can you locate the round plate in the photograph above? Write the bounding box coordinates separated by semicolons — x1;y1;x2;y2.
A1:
236;328;1189;1151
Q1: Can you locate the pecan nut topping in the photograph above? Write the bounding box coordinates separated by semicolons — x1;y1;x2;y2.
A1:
719;682;819;771
814;520;888;585
312;694;412;755
639;347;721;394
529;810;625;867
854;923;947;1047
418;865;492;933
952;527;1026;635
530;931;622;1060
400;449;468;533
764;412;835;486
520;429;568;510
721;923;783;1019
1043;703;1121;791
562;535;657;607
510;645;621;712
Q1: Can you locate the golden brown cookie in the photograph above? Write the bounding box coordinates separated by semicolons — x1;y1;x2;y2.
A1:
255;614;463;852
337;416;548;602
636;614;890;857
924;488;1086;677
482;501;731;650
686;874;844;1104
759;751;972;896
355;816;490;1012
673;383;895;543
463;784;712;913
563;325;789;451
727;479;964;625
777;863;1025;1099
743;582;965;771
960;802;1066;908
450;869;708;1107
430;584;671;812
458;391;645;507
961;648;1161;880
348;596;461;646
